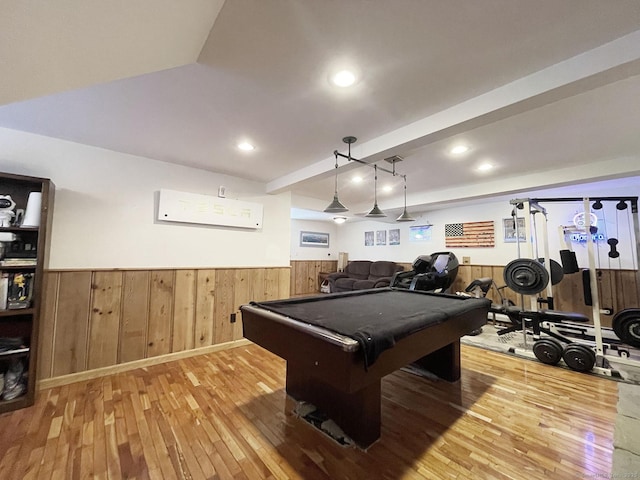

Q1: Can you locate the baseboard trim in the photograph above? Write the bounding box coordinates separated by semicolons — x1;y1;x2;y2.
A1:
37;339;252;390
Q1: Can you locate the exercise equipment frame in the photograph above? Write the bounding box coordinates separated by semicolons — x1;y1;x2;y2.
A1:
509;196;640;374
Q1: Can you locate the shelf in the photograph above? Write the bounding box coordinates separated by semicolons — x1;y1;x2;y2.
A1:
0;171;52;414
0;308;35;318
0;265;37;271
0;227;38;233
0;347;29;357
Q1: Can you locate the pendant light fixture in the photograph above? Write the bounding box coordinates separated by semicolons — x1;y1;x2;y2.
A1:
330;135;415;222
396;175;415;222
365;164;386;217
324;151;348;213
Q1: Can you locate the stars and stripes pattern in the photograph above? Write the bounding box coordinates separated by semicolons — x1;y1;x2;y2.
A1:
445;221;495;247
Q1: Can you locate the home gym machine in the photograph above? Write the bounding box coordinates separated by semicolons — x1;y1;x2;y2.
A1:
501;196;640;375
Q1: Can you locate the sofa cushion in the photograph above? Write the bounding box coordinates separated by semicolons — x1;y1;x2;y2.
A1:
334;277;359;292
352;279;377;290
368;261;402;279
345;261;373;280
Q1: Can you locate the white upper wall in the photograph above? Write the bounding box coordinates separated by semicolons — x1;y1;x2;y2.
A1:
0;127;291;269
290;219;339;262
310;191;639;271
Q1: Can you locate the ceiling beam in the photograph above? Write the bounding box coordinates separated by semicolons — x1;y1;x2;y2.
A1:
267;30;640;195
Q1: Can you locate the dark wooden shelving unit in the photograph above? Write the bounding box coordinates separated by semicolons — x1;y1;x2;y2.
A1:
0;172;54;414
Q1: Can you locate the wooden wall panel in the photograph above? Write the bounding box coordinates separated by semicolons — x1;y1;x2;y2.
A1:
39;266;295;381
308;261;322;293
195;269;216;348
214;269;236;344
320;260;336;275
619;270;639;308
292;261;308;296
278;267;291;299
553;271;602;322
88;271;123;370
37;271;59;380
52;271;92;376
264;268;281;301
119;271;150;363
249;269;266;302
147;271;174;358
38;264;635;382
233;269;251;340
173;270;196;352
598;270;616;314
290;260;337;295
452;266;471;295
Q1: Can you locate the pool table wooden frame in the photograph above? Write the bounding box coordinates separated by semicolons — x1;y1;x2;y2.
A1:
241;296;486;448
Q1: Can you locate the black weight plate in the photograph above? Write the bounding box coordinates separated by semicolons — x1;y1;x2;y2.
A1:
619;317;640;349
562;343;596;372
537;258;564;285
533;338;563;365
612;308;640;346
503;259;550;295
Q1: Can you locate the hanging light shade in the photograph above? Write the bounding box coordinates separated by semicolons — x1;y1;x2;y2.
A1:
324;153;348;213
396;175;415;222
366;164;386;217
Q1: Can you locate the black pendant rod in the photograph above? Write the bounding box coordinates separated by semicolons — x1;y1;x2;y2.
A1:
333;150;406;181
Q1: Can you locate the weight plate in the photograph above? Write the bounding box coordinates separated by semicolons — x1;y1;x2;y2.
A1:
503;259;550;295
533;338;563;366
619;317;640;349
562;343;596;372
537;258;564;285
612;309;640;344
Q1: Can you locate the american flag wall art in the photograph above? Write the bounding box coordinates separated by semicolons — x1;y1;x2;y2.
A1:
445;221;495;247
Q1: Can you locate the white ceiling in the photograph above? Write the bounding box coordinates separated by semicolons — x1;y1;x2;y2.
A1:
1;1;640;221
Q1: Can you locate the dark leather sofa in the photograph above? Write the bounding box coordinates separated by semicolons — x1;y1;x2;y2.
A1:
326;260;404;293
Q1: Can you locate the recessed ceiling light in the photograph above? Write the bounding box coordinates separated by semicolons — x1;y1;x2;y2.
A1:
352;176;363;183
333;216;347;224
332;70;357;87
477;163;494;172
237;142;255;151
450;145;469;155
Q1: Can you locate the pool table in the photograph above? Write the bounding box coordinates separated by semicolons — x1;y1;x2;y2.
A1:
240;288;490;448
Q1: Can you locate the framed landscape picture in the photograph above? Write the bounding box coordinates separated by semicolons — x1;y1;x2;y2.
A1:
300;231;330;247
376;230;387;246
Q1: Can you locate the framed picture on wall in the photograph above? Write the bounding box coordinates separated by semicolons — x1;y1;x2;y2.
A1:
365;231;374;246
389;228;400;245
503;217;525;243
376;230;386;246
300;231;330;247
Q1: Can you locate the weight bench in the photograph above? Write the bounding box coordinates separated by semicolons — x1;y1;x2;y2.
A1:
497;307;590;344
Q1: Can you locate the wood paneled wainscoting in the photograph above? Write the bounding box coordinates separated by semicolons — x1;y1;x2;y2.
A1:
37;267;290;384
289;260;337;296
288;261;638;323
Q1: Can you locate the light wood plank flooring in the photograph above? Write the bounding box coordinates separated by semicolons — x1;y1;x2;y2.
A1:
0;344;619;479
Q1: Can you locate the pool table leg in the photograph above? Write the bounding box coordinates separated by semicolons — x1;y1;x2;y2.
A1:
285;365;381;448
412;340;461;382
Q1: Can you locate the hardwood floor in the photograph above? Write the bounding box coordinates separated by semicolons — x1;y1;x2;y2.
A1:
0;344;618;479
